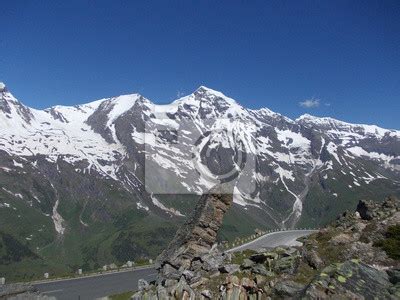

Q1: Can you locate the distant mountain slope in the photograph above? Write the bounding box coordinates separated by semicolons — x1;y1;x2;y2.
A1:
0;83;399;279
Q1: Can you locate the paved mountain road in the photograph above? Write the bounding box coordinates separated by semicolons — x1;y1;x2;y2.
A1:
34;267;157;300
228;229;317;252
34;230;316;299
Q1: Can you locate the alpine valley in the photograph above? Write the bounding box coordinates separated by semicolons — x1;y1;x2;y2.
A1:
0;83;399;280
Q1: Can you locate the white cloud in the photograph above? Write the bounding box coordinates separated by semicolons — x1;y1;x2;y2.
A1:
299;98;320;108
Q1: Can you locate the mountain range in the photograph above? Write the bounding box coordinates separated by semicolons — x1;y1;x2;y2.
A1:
0;83;399;280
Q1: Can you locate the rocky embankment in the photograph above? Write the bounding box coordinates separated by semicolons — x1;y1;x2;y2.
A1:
0;283;55;299
133;196;400;299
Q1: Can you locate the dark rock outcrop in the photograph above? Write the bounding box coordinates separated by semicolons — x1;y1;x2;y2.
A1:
356;199;377;220
274;280;305;297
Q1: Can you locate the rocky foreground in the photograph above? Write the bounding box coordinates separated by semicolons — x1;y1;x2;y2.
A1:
1;196;399;299
133;196;400;299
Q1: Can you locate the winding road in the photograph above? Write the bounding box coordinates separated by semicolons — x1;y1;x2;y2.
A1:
34;229;316;299
228;229;317;252
34;266;156;300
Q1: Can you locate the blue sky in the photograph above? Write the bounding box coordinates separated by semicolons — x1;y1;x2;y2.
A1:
1;0;399;129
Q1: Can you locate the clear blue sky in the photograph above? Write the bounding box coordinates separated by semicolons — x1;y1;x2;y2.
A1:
1;0;399;129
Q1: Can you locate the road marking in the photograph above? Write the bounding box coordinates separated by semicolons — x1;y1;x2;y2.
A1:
147;273;157;277
42;289;63;294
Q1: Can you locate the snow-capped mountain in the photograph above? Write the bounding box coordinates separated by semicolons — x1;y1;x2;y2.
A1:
1;82;399;274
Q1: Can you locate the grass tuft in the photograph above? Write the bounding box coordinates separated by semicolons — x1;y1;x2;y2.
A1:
374;225;400;260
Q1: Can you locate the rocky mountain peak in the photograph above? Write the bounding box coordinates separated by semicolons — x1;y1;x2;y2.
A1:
296;113;347;127
0;85;34;124
194;85;225;95
191;86;239;106
0;82;6;92
296;114;400;150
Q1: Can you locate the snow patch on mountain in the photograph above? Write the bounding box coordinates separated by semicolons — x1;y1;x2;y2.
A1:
52;199;65;235
106;94;140;125
276;129;310;149
151;194;184;217
346;146;399;166
326;142;342;165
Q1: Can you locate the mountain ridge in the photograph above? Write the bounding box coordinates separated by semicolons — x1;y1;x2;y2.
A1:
2;82;399;133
